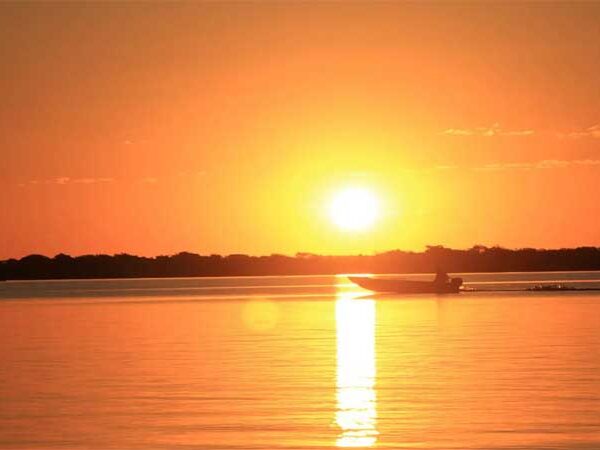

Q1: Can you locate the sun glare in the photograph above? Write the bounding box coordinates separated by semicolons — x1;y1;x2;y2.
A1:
329;187;379;231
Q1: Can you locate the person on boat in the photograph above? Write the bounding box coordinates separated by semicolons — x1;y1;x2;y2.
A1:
434;268;450;285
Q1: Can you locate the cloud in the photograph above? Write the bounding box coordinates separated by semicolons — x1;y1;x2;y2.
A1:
558;124;600;139
474;159;600;171
73;178;114;184
433;164;459;171
55;177;70;185
442;123;534;137
121;138;149;146
443;123;600;139
25;177;114;186
475;162;532;171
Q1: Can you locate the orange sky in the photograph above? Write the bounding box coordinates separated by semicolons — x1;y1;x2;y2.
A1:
1;2;599;259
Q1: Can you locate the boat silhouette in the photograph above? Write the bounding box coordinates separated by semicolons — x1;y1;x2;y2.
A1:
349;276;463;294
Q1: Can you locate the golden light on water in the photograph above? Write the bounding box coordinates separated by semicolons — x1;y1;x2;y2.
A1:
335;293;378;447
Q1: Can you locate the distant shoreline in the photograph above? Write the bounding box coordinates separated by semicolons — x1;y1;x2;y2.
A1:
3;269;600;284
2;246;600;281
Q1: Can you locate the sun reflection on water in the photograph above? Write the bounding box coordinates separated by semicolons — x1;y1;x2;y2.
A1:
335;292;378;447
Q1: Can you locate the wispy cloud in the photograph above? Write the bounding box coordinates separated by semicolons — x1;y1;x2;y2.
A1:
474;159;600;171
400;159;600;173
433;164;459;170
24;177;114;186
442;123;534;137
443;123;600;139
122;139;150;146
474;162;532;171
72;177;114;184
558;124;600;139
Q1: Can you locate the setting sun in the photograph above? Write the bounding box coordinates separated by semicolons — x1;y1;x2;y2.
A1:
329;187;380;232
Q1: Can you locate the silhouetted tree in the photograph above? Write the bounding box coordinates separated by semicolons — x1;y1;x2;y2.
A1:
1;246;600;280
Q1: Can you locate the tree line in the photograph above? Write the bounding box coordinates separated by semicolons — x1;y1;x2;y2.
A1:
2;245;600;280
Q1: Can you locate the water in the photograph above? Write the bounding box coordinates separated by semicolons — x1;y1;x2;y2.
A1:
1;272;599;449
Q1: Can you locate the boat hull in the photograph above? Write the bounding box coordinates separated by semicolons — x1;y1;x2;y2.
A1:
349;276;461;294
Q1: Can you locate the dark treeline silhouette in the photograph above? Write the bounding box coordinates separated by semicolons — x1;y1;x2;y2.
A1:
2;245;600;280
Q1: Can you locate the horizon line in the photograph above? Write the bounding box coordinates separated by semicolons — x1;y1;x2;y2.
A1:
4;244;600;262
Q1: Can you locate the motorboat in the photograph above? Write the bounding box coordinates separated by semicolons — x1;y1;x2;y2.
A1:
349;276;462;294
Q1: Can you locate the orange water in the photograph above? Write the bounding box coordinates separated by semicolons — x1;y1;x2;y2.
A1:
1;273;599;449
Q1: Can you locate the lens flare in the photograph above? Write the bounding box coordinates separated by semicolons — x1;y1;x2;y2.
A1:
242;299;279;332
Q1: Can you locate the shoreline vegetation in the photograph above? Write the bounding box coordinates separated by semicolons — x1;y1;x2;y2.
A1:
2;246;600;281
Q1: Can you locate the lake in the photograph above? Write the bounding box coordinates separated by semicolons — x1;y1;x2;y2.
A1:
1;272;599;449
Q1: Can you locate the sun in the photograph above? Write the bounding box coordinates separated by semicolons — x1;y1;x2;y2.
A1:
329;187;380;231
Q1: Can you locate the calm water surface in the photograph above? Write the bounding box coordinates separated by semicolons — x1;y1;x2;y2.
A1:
1;272;599;449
